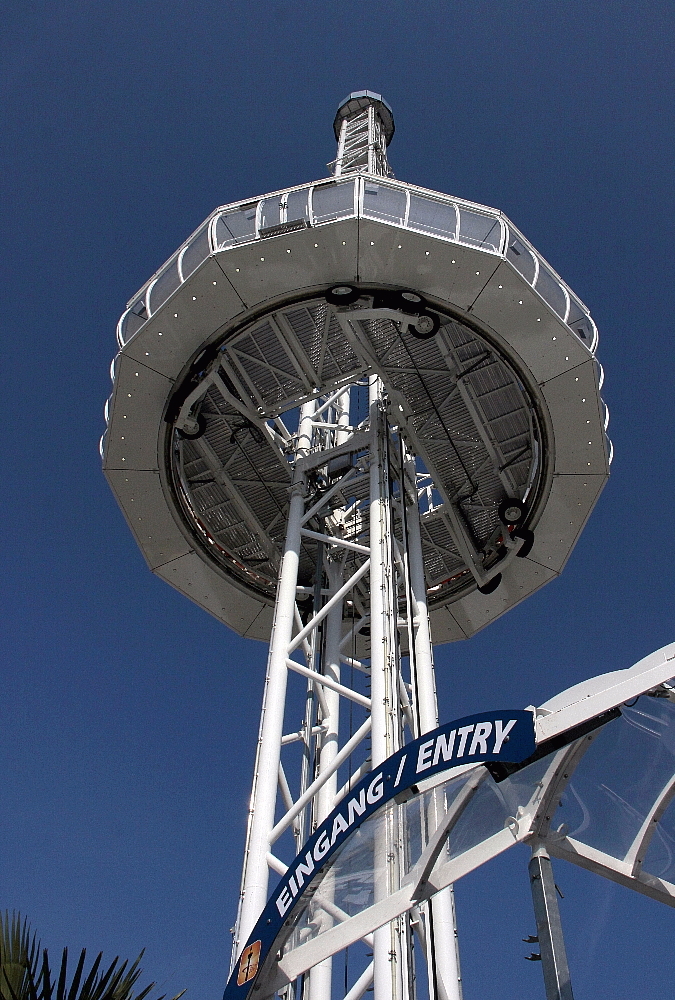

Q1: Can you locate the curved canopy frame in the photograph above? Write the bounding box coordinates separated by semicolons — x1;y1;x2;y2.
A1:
224;642;675;1000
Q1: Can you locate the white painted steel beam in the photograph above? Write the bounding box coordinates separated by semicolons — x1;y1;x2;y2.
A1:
232;400;316;959
233;475;306;954
535;642;675;742
285;659;372;708
624;772;675;875
405;468;463;1000
269;718;372;844
545;836;675;908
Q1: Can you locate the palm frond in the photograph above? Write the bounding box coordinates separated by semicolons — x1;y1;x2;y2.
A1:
0;913;41;1000
0;917;184;1000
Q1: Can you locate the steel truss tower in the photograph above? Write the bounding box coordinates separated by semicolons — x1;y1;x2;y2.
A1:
232;375;463;1000
233;97;463;1000
103;91;611;1000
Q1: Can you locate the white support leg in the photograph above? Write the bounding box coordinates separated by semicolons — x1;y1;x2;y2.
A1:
234;479;305;953
310;389;351;1000
405;461;463;1000
369;376;399;1000
233;403;315;960
308;559;345;1000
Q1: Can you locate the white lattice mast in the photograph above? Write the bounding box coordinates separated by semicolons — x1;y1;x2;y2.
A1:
231;380;461;1000
229;96;462;1000
230;97;464;983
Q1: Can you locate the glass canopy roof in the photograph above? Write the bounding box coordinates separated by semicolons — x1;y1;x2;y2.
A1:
550;693;675;893
228;646;675;1000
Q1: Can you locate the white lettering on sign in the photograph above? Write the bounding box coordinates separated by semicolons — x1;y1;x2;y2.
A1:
276;774;385;917
432;729;456;766
493;718;517;754
367;773;384;804
416;739;435;772
415;718;522;774
469;722;492;755
456;725;474;757
331;812;349;845
276;885;293;917
313;831;330;861
347;789;367;825
295;851;315;890
274;718;525;924
393;754;407;787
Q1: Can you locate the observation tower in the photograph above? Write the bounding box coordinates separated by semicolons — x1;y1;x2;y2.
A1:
102;92;611;1000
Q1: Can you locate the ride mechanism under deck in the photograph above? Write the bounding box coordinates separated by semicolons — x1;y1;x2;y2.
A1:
102;91;611;1000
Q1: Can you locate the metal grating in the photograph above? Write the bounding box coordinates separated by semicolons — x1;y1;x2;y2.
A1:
169;294;543;606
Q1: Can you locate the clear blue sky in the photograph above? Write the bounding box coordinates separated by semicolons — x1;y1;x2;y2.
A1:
2;2;675;998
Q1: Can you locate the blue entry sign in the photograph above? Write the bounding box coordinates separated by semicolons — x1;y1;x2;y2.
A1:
225;709;535;1000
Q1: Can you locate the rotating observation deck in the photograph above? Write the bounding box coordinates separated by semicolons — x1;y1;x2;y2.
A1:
102;99;610;644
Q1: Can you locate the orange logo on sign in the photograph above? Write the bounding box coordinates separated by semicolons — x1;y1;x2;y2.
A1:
237;940;261;986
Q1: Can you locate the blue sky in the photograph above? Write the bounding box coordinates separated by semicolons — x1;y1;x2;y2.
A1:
2;1;675;998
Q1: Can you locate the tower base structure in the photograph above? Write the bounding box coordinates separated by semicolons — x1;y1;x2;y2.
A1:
231;377;464;1000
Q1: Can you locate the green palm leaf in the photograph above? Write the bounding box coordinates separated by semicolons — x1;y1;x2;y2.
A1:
0;914;184;1000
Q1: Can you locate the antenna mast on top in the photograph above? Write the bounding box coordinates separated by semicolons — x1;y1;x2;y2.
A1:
331;90;395;176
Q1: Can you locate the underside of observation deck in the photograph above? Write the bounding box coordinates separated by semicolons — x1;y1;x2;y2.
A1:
103;200;609;641
168;293;545;613
103;94;610;644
